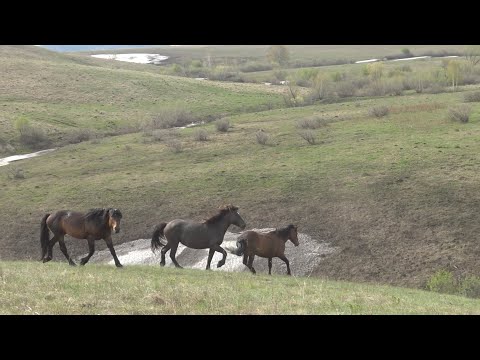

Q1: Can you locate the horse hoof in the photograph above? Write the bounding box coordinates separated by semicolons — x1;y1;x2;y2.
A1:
217;262;225;268
42;257;51;263
69;261;77;266
116;264;124;268
160;262;165;267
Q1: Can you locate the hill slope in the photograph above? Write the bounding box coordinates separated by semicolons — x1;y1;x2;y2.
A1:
0;45;284;150
1;261;479;314
2;45;480;291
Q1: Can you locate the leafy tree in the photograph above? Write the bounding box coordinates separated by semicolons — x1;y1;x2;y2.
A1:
266;45;290;67
366;62;384;80
446;60;462;90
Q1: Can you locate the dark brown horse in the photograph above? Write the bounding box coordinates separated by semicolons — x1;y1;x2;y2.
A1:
151;205;246;270
40;208;124;267
231;224;299;275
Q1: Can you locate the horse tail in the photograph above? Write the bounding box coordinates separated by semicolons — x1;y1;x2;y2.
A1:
231;236;247;256
151;223;167;253
40;213;51;260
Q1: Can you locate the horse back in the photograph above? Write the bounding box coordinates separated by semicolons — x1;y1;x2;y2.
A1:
48;210;101;239
244;231;284;258
164;219;216;248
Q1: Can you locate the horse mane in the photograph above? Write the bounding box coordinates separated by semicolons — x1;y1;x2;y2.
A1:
271;224;296;238
83;208;122;227
203;204;238;224
83;208;107;224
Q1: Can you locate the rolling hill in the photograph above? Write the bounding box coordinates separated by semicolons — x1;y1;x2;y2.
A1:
1;45;480;294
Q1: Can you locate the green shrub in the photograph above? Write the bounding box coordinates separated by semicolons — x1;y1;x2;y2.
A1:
66;129;92;144
459;276;480;299
7;166;25;180
147;108;197;129
240;62;273;73
464;91;480;102
215;118;230;132
255;130;269;145
16;119;49;149
296;116;328;129
165;139;182;153
448;105;471;123
426;270;457;294
369;106;390;118
299;130;316;145
193;129;209;141
335;81;356;98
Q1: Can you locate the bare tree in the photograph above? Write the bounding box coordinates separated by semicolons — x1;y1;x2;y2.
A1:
283;82;300;107
465;45;480;67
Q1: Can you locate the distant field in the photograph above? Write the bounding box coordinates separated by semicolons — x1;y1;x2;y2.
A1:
85;45;467;64
0;46;285;151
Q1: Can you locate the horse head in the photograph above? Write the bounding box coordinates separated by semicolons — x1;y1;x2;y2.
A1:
221;204;246;230
107;208;123;234
288;224;299;247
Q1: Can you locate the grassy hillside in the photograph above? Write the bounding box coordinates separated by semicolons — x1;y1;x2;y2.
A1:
2;45;480;291
1;261;479;314
0;46;284;151
2;84;480;288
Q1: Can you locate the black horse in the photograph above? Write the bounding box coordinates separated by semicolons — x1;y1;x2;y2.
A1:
40;208;124;267
151;205;246;270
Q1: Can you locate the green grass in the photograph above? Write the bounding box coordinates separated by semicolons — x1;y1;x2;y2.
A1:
0;46;285;150
1;261;479;314
3;45;480;291
2;87;480;288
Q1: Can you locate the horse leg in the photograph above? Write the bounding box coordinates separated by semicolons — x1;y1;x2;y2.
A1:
160;243;171;267
211;244;227;268
43;235;59;263
58;235;76;266
206;248;215;270
242;254;248;267
247;255;256;274
80;238;95;266
279;255;291;275
268;258;272;275
169;242;183;269
104;236;123;268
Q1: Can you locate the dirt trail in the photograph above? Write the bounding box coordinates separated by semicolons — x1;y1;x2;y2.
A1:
86;228;338;276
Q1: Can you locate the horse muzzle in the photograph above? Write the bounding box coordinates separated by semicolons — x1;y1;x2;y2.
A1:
114;227;120;233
